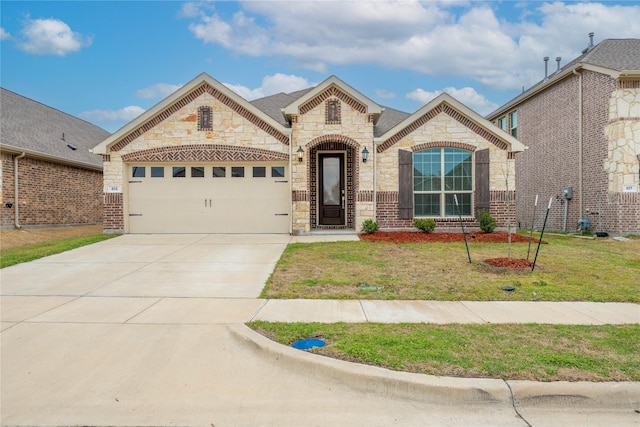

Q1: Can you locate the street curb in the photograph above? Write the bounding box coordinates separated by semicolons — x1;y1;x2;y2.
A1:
229;324;640;414
507;380;640;412
228;324;513;408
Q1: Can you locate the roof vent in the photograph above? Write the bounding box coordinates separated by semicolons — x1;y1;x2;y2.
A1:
67;144;77;151
544;56;549;79
61;132;66;141
556;57;562;71
589;32;594;48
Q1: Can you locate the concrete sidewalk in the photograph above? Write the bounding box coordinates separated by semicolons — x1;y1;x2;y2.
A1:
252;299;640;324
2;233;639;426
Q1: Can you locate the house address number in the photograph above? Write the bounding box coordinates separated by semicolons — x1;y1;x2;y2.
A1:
107;185;122;193
623;185;637;193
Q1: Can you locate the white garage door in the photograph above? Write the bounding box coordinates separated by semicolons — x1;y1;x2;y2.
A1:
127;163;290;233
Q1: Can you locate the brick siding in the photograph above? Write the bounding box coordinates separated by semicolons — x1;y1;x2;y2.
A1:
375;190;513;230
103;192;124;232
512;70;638;234
1;152;102;228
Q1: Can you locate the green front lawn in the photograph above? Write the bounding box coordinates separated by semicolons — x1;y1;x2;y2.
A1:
249;321;640;382
0;234;119;268
262;234;640;302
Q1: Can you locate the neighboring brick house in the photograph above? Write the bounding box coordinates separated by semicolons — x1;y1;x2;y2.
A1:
488;38;640;235
0;88;109;228
93;73;523;235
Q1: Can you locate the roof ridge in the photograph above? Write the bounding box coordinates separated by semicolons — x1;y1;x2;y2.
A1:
1;87;110;133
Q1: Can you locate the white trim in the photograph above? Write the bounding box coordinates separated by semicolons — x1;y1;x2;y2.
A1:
92;73;291;155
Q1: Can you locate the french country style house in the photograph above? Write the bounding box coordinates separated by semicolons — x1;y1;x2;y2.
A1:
92;73;524;234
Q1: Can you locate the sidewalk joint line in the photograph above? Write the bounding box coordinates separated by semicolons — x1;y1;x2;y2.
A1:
247;299;268;322
504;379;532;427
458;301;489;323
358;300;370;322
123;297;164;324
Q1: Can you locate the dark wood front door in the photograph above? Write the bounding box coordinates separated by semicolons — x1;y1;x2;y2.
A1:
319;153;345;225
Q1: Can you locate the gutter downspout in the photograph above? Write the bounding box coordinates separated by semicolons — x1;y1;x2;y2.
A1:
373;141;377;223
14;152;26;229
573;68;584;220
289;131;293;235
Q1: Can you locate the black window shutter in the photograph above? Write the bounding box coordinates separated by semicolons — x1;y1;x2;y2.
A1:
398;150;413;219
475;149;490;216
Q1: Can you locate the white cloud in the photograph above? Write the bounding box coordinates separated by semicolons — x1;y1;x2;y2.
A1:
375;89;396;100
18;17;92;56
407;87;498;115
79;106;145;123
224;73;315;100
184;1;640;90
0;28;11;40
135;83;182;99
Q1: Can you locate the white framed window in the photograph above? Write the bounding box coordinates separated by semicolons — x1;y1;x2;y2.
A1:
509;111;518;138
498;116;507;131
413;148;473;217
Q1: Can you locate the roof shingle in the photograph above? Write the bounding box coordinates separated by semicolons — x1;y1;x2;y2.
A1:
1;88;108;169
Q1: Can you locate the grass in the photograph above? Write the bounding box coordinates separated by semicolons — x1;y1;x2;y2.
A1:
0;234;119;268
262;234;640;302
248;321;640;382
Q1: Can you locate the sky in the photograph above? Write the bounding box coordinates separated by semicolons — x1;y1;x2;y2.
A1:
1;1;639;133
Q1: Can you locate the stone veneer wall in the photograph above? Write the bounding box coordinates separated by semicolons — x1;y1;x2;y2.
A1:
1;152;102;228
290;87;375;234
102;87;289;233
603;81;640;234
376;110;516;228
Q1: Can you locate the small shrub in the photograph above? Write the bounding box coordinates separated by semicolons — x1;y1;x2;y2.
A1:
361;219;379;234
478;210;497;233
414;218;436;234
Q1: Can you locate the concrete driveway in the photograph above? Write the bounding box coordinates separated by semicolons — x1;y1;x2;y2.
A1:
2;234;637;426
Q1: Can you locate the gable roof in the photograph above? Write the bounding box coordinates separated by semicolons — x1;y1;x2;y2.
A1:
376;93;525;153
282;75;384;123
0;88;108;170
93;73;292;154
488;38;640;119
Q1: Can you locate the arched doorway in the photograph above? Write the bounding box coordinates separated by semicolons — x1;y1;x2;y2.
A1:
308;138;359;230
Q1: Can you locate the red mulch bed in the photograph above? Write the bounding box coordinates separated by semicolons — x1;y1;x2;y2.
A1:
360;231;540;244
484;257;533;268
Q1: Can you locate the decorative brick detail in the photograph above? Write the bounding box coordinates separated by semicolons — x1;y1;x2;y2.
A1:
326;99;341;124
121;144;289;163
358;190;374;202
411;141;477;153
507;152;517;160
1;152;102;228
292;190;309;202
306;134;361;150
197;106;212;131
300;86;367;115
618;80;640;89
102;155;111;162
377;105;443;152
308;140;358;229
110;83;289;152
103;192;124;232
377;104;509;153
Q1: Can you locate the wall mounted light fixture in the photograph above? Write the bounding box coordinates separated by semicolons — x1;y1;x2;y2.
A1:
361;146;369;163
297;146;304;163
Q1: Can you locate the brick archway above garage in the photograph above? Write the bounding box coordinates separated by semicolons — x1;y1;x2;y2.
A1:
121;144;289;163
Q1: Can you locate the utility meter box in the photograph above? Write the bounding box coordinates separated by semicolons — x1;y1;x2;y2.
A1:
563;186;573;200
